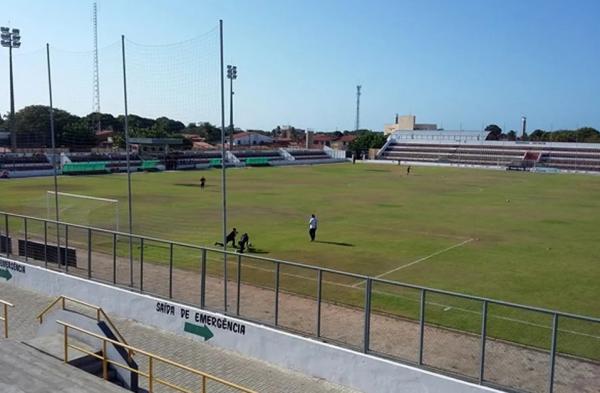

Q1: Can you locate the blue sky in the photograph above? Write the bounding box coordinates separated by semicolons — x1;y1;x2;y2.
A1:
1;0;599;132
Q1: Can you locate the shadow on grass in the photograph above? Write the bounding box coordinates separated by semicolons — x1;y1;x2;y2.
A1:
314;240;354;247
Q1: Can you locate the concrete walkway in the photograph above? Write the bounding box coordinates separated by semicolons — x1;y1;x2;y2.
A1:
0;283;358;393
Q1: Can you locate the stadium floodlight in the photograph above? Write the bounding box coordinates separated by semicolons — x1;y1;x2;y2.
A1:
226;65;237;149
1;26;21;150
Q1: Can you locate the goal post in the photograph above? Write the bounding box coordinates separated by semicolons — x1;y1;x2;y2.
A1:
46;191;120;232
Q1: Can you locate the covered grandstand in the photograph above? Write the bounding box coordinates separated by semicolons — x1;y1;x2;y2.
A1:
377;130;600;173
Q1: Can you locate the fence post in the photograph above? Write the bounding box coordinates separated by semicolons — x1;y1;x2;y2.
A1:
169;243;173;299
112;233;117;284
316;269;322;337
363;278;372;353
64;225;69;272
43;221;48;268
4;214;8;257
148;356;154;392
548;314;558;393
236;254;242;316
274;262;280;326
479;300;488;384
418;289;426;365
87;228;92;279
23;217;28;262
139;238;144;292
63;325;68;363
200;249;206;308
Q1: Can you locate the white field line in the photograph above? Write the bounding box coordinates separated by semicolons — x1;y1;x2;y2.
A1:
350;238;475;288
240;262;600;340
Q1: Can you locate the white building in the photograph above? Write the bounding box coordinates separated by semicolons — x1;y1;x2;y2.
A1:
233;132;273;146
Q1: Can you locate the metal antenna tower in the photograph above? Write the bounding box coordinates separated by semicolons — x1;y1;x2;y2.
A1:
355;85;361;131
92;2;101;132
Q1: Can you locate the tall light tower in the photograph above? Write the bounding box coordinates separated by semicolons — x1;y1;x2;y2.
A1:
521;116;527;139
92;3;101;133
1;27;21;150
227;65;237;149
355;85;361;131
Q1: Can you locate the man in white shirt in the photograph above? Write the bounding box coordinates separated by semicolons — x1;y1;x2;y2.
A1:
308;214;318;242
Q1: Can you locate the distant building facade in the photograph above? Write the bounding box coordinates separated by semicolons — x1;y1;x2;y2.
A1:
233;132;273;146
384;114;438;135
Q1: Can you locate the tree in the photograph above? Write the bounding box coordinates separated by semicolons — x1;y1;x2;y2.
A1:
485;124;502;140
348;131;387;154
506;130;517;141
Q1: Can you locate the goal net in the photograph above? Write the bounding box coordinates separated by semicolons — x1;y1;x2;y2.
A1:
46;191;120;232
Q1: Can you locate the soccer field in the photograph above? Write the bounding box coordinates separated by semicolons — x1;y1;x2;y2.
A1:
1;163;599;319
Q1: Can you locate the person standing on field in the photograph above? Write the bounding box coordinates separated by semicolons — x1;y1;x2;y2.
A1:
200;176;206;189
308;214;318;242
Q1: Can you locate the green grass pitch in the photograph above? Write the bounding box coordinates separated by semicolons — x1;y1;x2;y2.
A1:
1;163;599;319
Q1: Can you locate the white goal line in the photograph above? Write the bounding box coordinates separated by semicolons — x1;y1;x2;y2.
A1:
47;191;119;204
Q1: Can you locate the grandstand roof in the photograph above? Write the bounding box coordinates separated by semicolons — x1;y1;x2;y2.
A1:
389;130;490;143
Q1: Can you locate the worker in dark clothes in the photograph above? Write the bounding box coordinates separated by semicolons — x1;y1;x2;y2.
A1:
200;176;206;189
237;233;250;253
215;228;237;248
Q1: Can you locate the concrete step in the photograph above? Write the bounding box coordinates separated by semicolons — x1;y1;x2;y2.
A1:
0;340;128;393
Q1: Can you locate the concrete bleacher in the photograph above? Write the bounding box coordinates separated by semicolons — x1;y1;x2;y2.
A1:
378;140;600;172
0;153;53;177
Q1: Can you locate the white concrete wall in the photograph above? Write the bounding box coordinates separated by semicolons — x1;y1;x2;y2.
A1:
1;257;503;393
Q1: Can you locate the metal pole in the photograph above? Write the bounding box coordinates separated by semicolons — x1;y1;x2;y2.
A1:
46;43;61;268
43;221;48;268
418;289;426;365
363;278;372;353
140;238;144;292
9;44;16;150
219;20;228;312
316;269;322;337
87;228;92;279
65;225;69;272
274;262;280;326
229;76;234;149
4;215;8;257
479;300;488;384
169;243;173;299
112;233;117;284
200;249;207;308
548;314;559;393
121;35;134;287
23;218;28;262
236;254;241;316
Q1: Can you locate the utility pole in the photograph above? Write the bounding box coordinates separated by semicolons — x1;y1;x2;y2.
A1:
1;27;21;150
355;85;361;131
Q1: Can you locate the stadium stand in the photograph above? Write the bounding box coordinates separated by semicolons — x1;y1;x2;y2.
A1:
165;150;223;170
378;135;600;172
0;153;53;171
231;150;284;166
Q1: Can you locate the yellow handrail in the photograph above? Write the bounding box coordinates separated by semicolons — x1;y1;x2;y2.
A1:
57;320;258;393
0;299;15;339
37;296;133;357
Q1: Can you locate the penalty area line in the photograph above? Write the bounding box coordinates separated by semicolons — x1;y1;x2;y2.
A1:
352;238;475;287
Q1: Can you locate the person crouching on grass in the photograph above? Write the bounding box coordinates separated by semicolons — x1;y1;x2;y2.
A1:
308;214;318;242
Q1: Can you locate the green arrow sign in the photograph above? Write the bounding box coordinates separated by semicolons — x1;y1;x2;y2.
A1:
184;322;214;341
0;268;12;281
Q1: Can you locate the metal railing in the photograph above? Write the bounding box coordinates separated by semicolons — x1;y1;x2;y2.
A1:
0;299;14;338
37;295;134;358
1;211;599;393
57;320;257;393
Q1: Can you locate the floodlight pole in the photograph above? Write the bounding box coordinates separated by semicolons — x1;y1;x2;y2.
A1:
121;35;134;287
1;27;20;150
227;65;237;150
46;43;61;268
8;45;15;150
219;20;228;312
